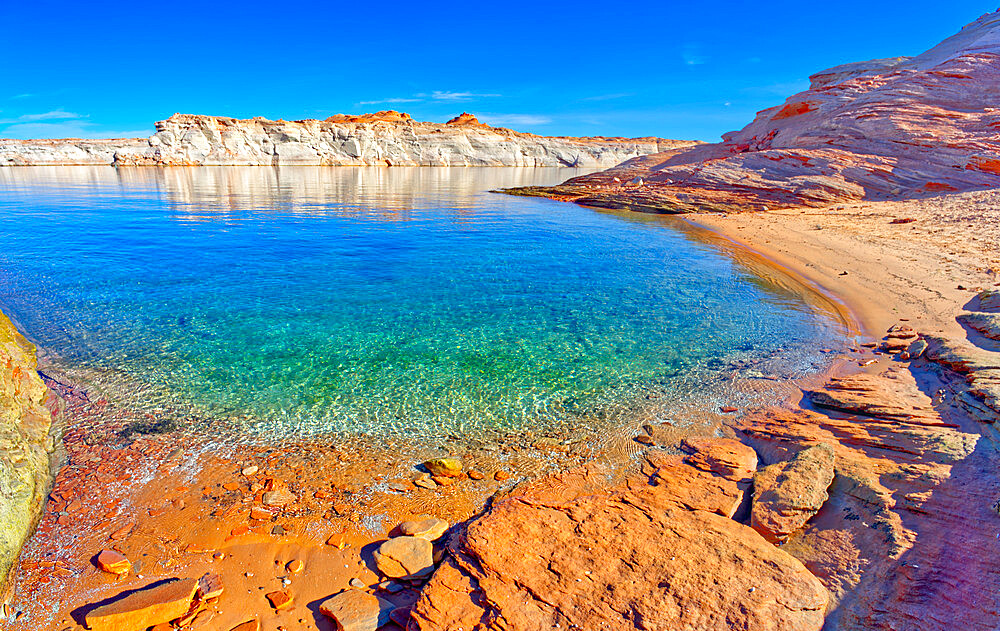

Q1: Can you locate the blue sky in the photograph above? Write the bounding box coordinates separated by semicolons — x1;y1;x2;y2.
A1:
1;1;995;141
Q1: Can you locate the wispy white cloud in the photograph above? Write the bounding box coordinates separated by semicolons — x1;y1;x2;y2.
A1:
357;97;423;106
682;44;708;66
417;91;501;101
356;90;501;107
478;114;552;127
0;109;85;124
11;93;34;100
582;92;633;101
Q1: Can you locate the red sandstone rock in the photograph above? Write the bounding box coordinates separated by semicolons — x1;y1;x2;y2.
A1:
95;549;131;575
84;578;199;631
751;444;835;543
319;590;396;631
410;457;827;630
680;436;758;482
737;364;998;628
373;536;434;580
265;590;293;610
197;572;224;599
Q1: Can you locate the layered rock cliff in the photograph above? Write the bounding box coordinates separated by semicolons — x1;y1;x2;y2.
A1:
0;138;149;167
1;112;692;168
508;10;1000;211
0;311;60;598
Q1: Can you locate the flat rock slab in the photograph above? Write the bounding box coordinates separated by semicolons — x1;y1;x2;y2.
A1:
373;536;435;579
751;444;835;543
398;516;449;541
680;437;758;482
84;578;199;631
958;312;1000;340
410;460;827;630
319;590;396;631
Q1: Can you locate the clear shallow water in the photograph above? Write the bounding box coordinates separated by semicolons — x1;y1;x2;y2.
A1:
0;167;844;440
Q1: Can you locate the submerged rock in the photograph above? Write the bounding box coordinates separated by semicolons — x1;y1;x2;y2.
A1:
95;550;132;575
422;457;463;477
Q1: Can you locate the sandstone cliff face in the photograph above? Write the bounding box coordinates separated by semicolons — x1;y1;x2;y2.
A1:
2;111;692;168
0;311;59;598
122;112;688;167
0;138;149;166
508;10;1000;211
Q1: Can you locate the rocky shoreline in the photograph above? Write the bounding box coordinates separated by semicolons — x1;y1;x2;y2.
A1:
0;112;693;168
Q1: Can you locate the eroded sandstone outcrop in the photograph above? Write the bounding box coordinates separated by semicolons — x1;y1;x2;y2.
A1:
739;362;1000;629
409;441;829;631
751;444;835;543
0;310;59;597
507;10;1000;212
2;111;692;168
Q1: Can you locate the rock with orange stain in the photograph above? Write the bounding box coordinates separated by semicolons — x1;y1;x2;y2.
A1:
84;578;199;631
680;437;758;482
373;536;435;580
265;590;293;610
398;516;449;541
319;590;396;631
95;550;132;575
750;444;835;543
286;559;304;574
410;455;827;630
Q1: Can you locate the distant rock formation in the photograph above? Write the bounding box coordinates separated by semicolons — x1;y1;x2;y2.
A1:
1;112;693;168
507;9;1000;212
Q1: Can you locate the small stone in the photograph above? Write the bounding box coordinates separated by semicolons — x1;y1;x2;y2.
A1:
494;470;511;481
398;516;449;541
109;522;136;541
250;507;273;521
378;580;405;593
634;434;654;445
286;559;304;574
242;465;259;476
265;590;293;610
720;406;738;413
423;457;463;477
349;577;366;588
319;590;396;631
467;469;485;480
198;573;224;599
413;473;437;489
373;536;435;579
431;475;455;486
262;487;295;507
326;534;348;549
95;550;131;575
229;621;260;631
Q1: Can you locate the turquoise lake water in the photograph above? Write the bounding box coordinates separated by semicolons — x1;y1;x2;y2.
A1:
0;167;844;440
